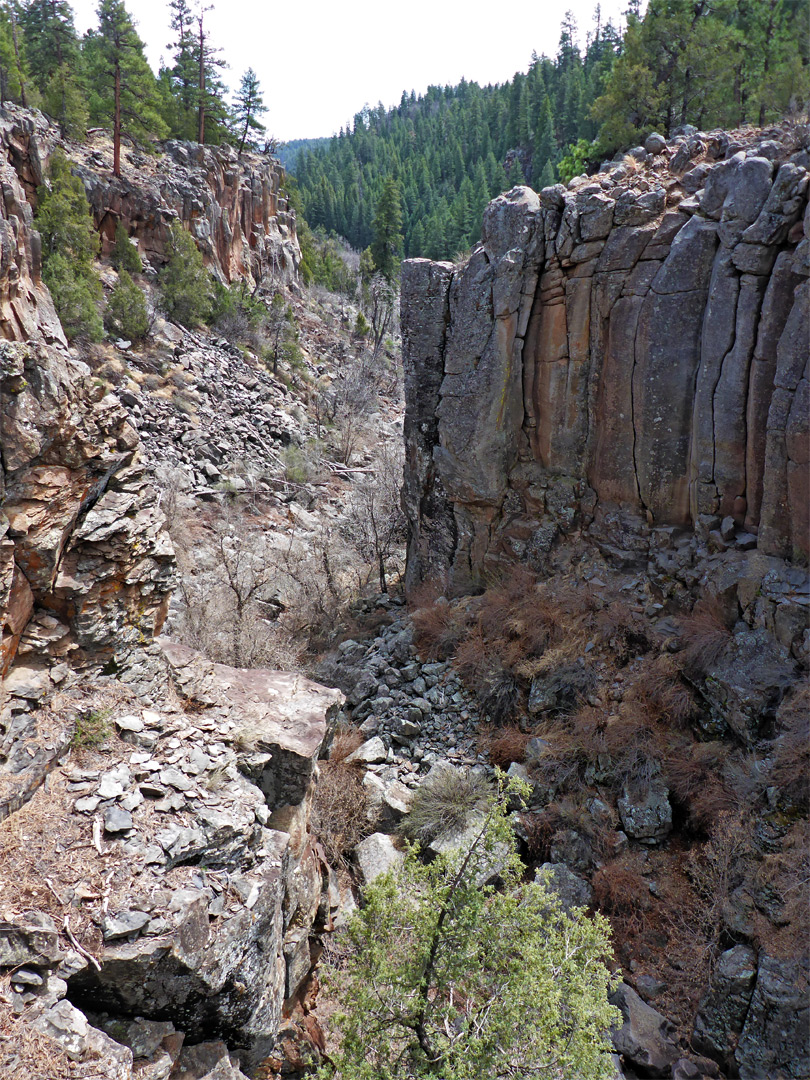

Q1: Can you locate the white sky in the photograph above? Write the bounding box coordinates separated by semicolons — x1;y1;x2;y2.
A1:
70;0;632;142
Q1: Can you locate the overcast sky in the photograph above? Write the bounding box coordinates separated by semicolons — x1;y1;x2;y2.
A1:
69;0;632;142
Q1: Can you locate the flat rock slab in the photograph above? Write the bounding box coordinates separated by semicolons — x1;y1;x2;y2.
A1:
354;832;403;887
0;700;74;823
159;639;343;808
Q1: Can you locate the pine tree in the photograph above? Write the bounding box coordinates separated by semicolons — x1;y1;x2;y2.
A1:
370;177;403;282
193;4;229;144
0;4;31;107
167;0;197;139
87;0;167;177
160;222;214;326
231;68;266;154
19;0;79;88
531;92;556;188
20;0;83;132
35;149;102;341
539;159;556;188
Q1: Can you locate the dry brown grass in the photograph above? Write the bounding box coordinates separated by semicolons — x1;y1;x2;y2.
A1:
663;740;737;831
310;761;370;869
410;601;467;661
622;654;698;728
768;681;810;812
329;726;364;763
520;798;611;865
519;811;557;862
752;820;810;961
595;600;656;665
592;858;652;929
482;724;533;767
676;596;733;674
528;707;602;792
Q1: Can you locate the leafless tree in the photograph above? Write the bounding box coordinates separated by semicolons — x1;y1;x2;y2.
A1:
344;439;406;593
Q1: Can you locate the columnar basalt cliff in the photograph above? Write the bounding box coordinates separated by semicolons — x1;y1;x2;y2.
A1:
402;127;809;607
0;105;300;289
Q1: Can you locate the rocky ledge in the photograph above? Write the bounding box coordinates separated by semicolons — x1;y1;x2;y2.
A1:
0;104;300;290
0;647;341;1077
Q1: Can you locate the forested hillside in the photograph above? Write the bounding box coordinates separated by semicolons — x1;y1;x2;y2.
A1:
0;0;270;155
293;0;809;261
276;136;329;173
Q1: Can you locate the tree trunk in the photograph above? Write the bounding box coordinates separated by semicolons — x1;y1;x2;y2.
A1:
10;13;26;108
113;61;121;178
197;18;206;144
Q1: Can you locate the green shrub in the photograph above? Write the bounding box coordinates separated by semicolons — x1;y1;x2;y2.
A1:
557;138;596;183
72;708;111;748
105;271;149;341
159;222;214;327
111;222;142;272
323;777;621;1080
44;252;103;342
401;765;493;846
36;149;103;341
282;444;310;485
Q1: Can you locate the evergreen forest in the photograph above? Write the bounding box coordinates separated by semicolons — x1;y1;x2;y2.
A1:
291;0;810;261
0;0;806;271
0;0;269;160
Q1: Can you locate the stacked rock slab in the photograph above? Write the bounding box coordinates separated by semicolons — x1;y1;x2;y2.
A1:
401;126;809;597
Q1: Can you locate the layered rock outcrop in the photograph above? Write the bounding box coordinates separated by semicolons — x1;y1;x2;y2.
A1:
0;104;300;289
0;112;174;679
402;126;809;600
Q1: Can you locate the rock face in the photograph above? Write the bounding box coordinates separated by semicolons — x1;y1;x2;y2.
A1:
77;137;300;288
0;656;341;1075
0;108;178;681
402;126;809;597
1;337;175;679
0;104;300;289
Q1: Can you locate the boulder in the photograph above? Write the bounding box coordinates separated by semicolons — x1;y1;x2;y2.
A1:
699;629;796;743
736;954;810;1079
692;944;757;1068
536;862;593;911
610;982;679;1077
354;832;403;887
617;783;672;844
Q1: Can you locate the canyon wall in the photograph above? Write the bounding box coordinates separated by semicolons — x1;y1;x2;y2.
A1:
0;116;174;679
0;105;300;290
402;126;809;604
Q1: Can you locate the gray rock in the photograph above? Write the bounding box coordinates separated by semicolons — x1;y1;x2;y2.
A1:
610;982;679;1077
693;944;757;1068
354;832;404;887
283;928;311;1000
645;133;667;155
103;909;151;940
0;912;63;968
737;954;809;1079
700;629;796;744
536;862;593;912
172;1041;250;1080
345;736;387;764
103;805;134;833
618;783;672;844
